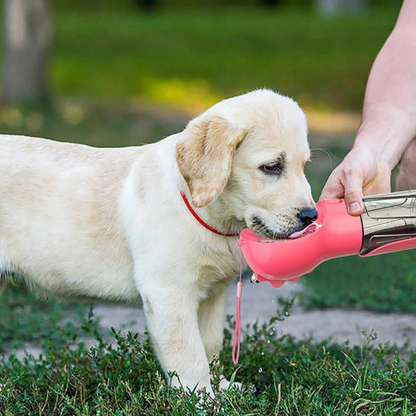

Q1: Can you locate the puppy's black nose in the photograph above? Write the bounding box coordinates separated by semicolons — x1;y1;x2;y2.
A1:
297;207;318;227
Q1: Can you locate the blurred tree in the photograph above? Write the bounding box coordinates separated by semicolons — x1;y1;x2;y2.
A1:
2;0;52;104
315;0;368;15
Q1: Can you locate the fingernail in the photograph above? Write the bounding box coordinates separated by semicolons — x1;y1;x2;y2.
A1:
349;202;361;214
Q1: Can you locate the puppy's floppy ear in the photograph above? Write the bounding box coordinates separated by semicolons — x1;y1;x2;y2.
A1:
176;115;246;208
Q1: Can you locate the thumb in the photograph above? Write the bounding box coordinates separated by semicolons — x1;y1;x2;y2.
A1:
343;174;364;216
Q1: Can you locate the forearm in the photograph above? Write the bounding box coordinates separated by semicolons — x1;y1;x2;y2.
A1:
354;0;416;169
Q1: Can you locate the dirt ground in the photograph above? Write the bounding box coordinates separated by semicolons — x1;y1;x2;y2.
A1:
91;279;416;350
10;280;415;361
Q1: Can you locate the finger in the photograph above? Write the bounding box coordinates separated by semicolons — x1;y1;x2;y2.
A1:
343;174;365;216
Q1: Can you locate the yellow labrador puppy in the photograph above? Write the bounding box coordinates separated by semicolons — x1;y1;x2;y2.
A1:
0;89;315;395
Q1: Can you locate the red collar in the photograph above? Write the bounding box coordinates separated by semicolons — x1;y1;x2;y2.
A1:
180;191;239;237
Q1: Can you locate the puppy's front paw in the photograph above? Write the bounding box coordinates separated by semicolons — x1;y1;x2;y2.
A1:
219;376;242;391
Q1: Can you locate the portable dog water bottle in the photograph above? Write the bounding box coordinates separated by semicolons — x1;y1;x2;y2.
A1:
239;189;416;287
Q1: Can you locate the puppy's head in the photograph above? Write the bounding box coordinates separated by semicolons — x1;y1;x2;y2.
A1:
176;89;316;239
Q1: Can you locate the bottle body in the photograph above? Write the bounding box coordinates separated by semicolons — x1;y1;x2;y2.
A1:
360;189;416;256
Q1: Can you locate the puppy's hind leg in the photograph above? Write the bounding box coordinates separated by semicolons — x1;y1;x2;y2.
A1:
0;281;5;295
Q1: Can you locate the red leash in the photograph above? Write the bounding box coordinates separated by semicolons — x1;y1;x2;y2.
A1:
232;244;244;365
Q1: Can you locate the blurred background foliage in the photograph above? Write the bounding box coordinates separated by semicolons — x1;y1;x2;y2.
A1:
0;0;402;113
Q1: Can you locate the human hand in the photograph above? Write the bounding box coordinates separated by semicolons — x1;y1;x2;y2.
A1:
320;146;392;215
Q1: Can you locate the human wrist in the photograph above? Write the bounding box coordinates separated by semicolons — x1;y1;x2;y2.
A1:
352;134;400;170
354;105;416;169
354;122;413;170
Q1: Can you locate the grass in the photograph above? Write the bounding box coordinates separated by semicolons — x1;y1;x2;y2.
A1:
1;306;416;415
0;4;402;113
299;249;416;314
0;101;187;147
52;4;399;112
0;286;86;353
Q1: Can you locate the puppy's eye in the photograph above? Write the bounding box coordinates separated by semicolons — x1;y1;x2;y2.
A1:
259;162;283;175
